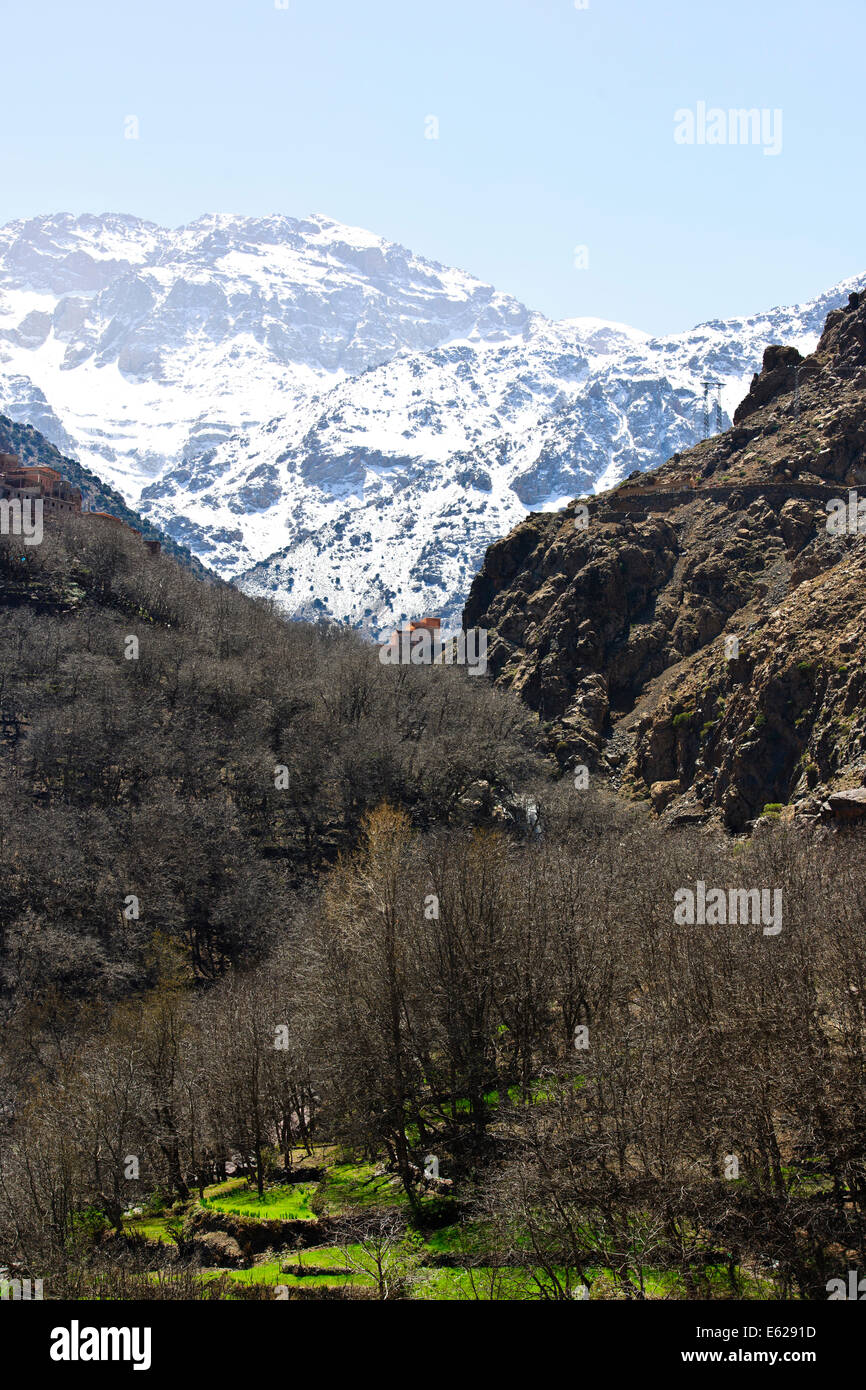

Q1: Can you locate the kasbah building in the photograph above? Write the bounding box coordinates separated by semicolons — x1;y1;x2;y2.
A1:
0;451;160;553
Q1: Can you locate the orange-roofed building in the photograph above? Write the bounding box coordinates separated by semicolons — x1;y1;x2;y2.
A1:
381;616;442;649
408;617;441;634
0;452;160;554
0;453;82;516
86;510;141;535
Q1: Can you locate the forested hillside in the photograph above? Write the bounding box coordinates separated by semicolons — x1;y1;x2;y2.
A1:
2;511;866;1303
0;514;537;1004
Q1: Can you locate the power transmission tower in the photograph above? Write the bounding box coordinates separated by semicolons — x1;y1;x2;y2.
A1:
702;379;723;439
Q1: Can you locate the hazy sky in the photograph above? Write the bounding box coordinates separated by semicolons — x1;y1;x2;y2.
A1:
3;0;864;334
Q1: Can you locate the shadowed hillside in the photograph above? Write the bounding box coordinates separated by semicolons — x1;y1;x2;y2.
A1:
465;291;866;830
0;513;539;1002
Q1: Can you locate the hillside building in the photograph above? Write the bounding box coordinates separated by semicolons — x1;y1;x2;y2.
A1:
0;453;160;553
0;452;82;516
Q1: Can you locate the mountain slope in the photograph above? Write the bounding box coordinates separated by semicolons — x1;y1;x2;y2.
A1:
464;290;866;830
0;494;538;1000
0;414;212;578
0;211;530;494
1;212;863;633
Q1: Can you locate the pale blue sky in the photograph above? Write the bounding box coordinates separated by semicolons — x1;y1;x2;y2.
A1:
3;0;863;333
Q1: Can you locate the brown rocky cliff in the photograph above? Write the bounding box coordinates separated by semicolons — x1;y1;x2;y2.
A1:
464;291;866;830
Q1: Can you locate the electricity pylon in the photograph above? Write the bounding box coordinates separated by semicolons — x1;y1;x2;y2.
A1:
702;379;724;439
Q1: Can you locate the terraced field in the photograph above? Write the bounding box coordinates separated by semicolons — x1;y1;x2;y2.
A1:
120;1150;773;1301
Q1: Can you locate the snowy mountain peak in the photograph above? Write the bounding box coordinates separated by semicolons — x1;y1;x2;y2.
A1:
0;211;863;635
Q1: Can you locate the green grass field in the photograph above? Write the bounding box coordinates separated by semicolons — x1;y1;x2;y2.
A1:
122;1215;177;1244
317;1162;404;1213
129;1150;786;1300
200;1183;318;1221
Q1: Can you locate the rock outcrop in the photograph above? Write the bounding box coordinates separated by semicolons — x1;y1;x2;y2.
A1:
464;292;866;830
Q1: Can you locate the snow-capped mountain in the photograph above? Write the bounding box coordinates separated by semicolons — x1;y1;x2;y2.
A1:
0;211;862;634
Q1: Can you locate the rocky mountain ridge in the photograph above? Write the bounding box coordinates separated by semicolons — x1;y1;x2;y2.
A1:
464;291;866;829
1;212;863;633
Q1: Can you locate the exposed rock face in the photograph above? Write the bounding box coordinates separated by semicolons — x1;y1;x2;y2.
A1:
192;1231;246;1268
464;292;866;830
825;788;866;820
734;343;805;423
